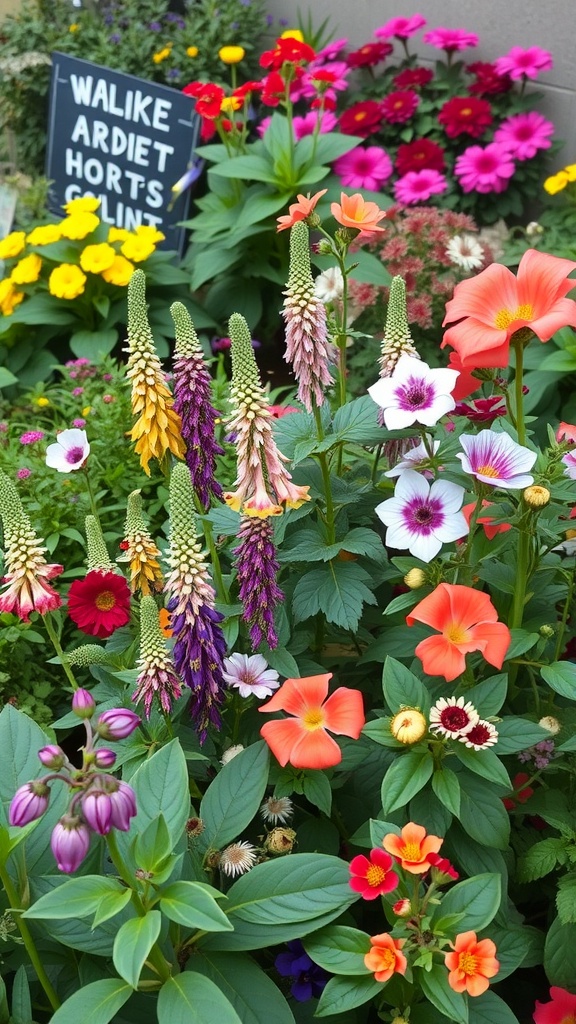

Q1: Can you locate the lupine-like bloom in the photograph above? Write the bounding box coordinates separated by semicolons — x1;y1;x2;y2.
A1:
349;848;399;899
364;934;407;983
45;428;90;473
132;594;183;717
407;582;511;681
445;931;499;996
282;221;336;412
333;146;393;190
369;353;458;429
171;301;223;509
376;470;467;563
383;822;443;873
224;312;310;516
233;517;284;649
454;143;515;194
117;490;163;596
458;430;537;488
276;189;327;232
494;112;554;161
442;249;576;368
124;270;186;475
374;15;426;40
494;46;553;81
438;97;492;139
373;276;421;384
423;27;479;52
0;470;63;621
223;653;280;698
331;193;387;236
68;516;131;637
259;673;365;769
533;986;576;1024
429;696;479;738
394;169;448;205
164;463;226;739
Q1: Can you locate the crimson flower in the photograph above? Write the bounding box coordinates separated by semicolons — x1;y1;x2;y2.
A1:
427;852;459;881
346;42;393;68
381;90;419;124
502;772;534;811
396;139;445;175
182;81;225;119
261;70;286;107
393;67;434;88
349;848;399;899
339;100;383;137
260;37;315;70
467;61;512;96
438;96;492;138
68;570;131;638
533;987;576;1024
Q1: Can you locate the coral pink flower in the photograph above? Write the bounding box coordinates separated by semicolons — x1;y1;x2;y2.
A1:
407;582;511;682
383;822;443;874
494;112;554;161
394;169;447;204
557;422;576;443
494;46;553;81
277;189;327;232
259;674;365;770
533;986;576;1024
364;934;407;982
455;143;515;193
424;27;479;52
374;15;426;40
462;500;512;540
381;90;419;124
349;848;399;899
395;139;445;175
334;146;393;190
442;249;576;369
445;931;499;996
438;97;492;139
339;100;384;137
331;193;387;236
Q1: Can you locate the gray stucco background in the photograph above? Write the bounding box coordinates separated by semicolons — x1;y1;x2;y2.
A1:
266;0;575;169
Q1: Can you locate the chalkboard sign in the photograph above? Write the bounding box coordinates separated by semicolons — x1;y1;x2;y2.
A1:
46;53;200;254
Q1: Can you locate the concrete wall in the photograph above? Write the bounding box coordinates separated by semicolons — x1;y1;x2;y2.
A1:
267;0;575;168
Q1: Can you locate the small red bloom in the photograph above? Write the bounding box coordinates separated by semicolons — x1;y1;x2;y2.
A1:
339;100;384;137
395;138;446;175
349;848;399;899
381;90;419;124
347;42;393;68
260;37;315;70
393;66;434;88
438;96;492;139
467;61;512;96
261;70;287;107
68;570;131;639
533;986;576;1024
182;81;226;119
503;772;534;811
427;852;459;881
232;80;263;101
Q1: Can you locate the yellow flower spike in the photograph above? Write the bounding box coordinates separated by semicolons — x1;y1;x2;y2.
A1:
218;45;245;64
68;22;79;32
82;405;92;416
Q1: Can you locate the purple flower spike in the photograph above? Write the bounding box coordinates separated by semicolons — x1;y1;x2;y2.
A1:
38;745;66;769
51;816;91;873
107;780;138;831
93;748;117;769
82;790;113;835
96;708;141;740
233;517;284;650
9;781;50;826
72;688;96;719
169;599;227;743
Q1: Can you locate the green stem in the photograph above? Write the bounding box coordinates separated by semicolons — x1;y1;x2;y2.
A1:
313;404;336;545
454;492;483;585
513;338;526;445
553;571;575;662
44;613;78;691
0;862;61;1012
83;467;101;523
200;513;229;604
510;526;530;630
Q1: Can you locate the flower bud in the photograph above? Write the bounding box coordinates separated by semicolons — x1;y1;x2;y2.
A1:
392;898;412;917
72;688;96;719
9;781;50;826
523;485;550;508
390;708;427;744
106;779;137;831
314;238;333;255
539;715;561;735
38;745;66;769
220;744;244;765
525;221;544;237
96;707;140;740
404;568;426;589
539;624;555;639
93;747;117;768
264;827;297;855
51;816;91;873
82;790;113;835
186;817;205;838
427;851;459;884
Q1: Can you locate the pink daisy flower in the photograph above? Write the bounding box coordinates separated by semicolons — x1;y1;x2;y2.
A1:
494;46;553;81
292;110;338;140
457;430;536;489
374;15;427;40
493;112;554;161
334;146;393;190
315;38;349;61
381;90;419;124
394;169;448;204
423;27;479;53
454;143;515;194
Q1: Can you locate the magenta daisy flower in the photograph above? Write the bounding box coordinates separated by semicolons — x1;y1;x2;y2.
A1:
394;169;448;205
222;653;280;699
429;696;479;738
334;146;393;190
457;430;536;489
423;27;479;52
454;143;515;194
459;720;499;750
374;14;427;40
375;470;468;563
493;112;554;161
494;46;553;81
368;354;458;429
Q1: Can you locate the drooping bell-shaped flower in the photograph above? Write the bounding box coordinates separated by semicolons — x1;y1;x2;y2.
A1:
0;469;63;621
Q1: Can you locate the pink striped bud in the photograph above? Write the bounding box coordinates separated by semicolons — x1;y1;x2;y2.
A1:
93;748;117;769
50;816;91;873
82;790;113;835
9;781;50;826
108;780;138;831
72;688;96;719
38;745;66;769
96;708;140;740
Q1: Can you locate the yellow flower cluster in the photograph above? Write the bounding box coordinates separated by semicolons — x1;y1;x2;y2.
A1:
152;47;172;64
544;163;576;195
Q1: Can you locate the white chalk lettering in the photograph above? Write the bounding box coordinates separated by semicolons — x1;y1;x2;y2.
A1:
124;170;146;200
152;140;174;173
70;74;93;106
71;114;90;146
146;180;163;209
152;98;171;132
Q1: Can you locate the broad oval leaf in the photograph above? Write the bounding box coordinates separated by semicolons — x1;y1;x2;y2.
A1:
49;979;132;1024
383;657;431;714
113;911;162;988
157;973;242;1024
433;874;501;933
188;951;295;1024
224;853;355;925
303;925;372;975
468;990;521;1024
160;882;233;932
199;741;269;851
24;876;125;920
128;740;189;848
315;975;382;1017
381;751;434;814
418;964;468;1024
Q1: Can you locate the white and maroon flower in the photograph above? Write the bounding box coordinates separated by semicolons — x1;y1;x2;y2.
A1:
375;470;468;562
45;428;90;473
457;430;536;488
368;354;458;429
223;653;280;699
385;439;440;478
459;719;499;750
429;696;479;738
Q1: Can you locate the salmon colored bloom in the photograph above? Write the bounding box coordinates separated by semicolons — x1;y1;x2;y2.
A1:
331;192;387;237
442;249;576;369
462;500;512;540
277;190;327;232
382;822;443;874
407;582;511;682
259;673;365;769
445;931;499;996
557;422;576;443
349;848;399;899
533;986;576;1024
364;933;407;982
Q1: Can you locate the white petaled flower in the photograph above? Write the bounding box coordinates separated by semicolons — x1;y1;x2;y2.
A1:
45;429;90;473
222;653;280;699
458;720;499;750
457;430;537;489
220;744;244;766
562;451;576;480
445;234;485;271
219;840;258;878
375;470;468;563
314;266;344;304
539;716;561;735
260;796;294;824
385;439;440;478
368;354;458;429
429;696;479;738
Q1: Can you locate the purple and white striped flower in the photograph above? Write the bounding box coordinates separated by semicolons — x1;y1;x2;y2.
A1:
368;354;458;430
562;451;576;479
375;470;468;562
457;430;536;488
385;439;440;478
223;653;280;699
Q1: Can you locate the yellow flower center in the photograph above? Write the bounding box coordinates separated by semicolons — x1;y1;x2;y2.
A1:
378;949;396;970
303;707;324;731
365;864;387;887
494;304;534;329
400;842;422;862
355;111;367;121
460;106;472;116
445;623;470;644
476;463;500;478
458;951;479;976
95;590;116;611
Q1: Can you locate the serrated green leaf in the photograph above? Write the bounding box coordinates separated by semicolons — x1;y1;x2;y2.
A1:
49;980;132;1024
517;838;566;882
556;873;576;924
113;911;162;988
159;882;233;932
292;562;377;631
381;751;433;814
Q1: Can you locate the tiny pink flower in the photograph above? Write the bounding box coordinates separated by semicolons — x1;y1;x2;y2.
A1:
334;146;393;190
494;46;553;81
17;468;31;480
223;653;280;699
72;387;84;397
394;169;448;204
38;745;66;769
72;418;86;428
93;748;117;768
20;431;45;445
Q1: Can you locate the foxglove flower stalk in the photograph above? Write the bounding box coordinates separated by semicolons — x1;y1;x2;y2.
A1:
171;301;223;508
132;594;183;718
282;220;336;411
118;489;164;596
224;313;310;517
234;516;284;650
125;269;186;475
0;469;63;621
376;277;420;378
164;463;227;740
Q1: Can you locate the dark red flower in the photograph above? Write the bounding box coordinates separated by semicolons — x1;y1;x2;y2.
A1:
427;852;459;881
393;66;434;88
503;772;534;811
347;41;393;68
454;395;507;421
182;81;225;119
339;100;384;136
381;90;419;124
68;570;131;639
260;38;315;70
395;138;446;175
438;96;492;139
467;61;513;96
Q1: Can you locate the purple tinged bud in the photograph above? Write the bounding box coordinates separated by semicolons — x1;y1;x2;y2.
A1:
93;748;117;768
9;781;50;826
82;790;113;835
96;708;141;740
72;688;96;719
38;745;66;769
51;816;91;873
108;780;138;831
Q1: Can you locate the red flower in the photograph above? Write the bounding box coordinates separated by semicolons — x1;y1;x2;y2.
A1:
232;80;263;101
455;395;507;422
381;90;419;124
467;61;512;96
261;70;286;107
349;848;399;899
260;37;315;70
533;986;576;1024
393;67;434;88
68;570;131;639
182;81;225;119
503;772;534;811
462;501;512;541
395;139;446;175
347;42;393;68
427;852;459;881
438;96;492;138
339;100;384;137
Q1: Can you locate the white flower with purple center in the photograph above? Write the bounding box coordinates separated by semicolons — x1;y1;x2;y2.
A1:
222;653;280;699
385;439;441;478
45;428;90;473
562;451;576;479
368;354;459;430
429;696;479;738
375;470;468;563
457;430;536;489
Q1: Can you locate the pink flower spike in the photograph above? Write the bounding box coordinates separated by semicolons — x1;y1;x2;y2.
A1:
457;430;537;489
494;46;553;81
368;353;458;430
375;470;468;563
334;146;393;191
455;143;516;194
394;169;448;205
494;112;554;161
45;428;90;473
374;15;426;40
423;27;479;52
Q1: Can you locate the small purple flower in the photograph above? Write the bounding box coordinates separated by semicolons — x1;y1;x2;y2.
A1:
369;354;458;429
518;738;555;769
107;780;137;831
234;517;284;650
211;336;232;352
72;688;96;719
0;422;8;432
109;33;122;43
376;470;468;563
96;707;141;740
17;468;31;480
102;373;113;382
93;748;117;768
20;431;45;445
167;68;181;80
149;20;162;31
51;816;91;873
72;387;84;397
458;430;537;489
72;418;86;428
275;940;329;1001
38;745;66;769
82;790;113;835
9;781;50;826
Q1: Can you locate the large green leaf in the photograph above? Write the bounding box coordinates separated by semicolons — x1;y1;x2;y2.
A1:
331;395;384;446
128;740;189;848
69;329;118;360
381;751;434;814
24;876;126;920
433;874;501;933
494;718;550;754
544;916;576;987
485;924;539;981
382;656;431;713
541;661;576;699
453;746;510;789
113;911;162;988
199;741;269;851
159;881;233;932
223;853;354;925
458;773;510;850
189;952;295;1024
303;926;371;975
49;980;132;1024
199;903;356;952
157;974;242;1024
209;154;277;183
315;975;382;1017
465;675;507;717
418;965;468;1024
292;562;377;631
0;367;18;388
432;767;461;817
468;991;520;1024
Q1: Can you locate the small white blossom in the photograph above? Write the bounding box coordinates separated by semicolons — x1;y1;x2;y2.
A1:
219;841;258;878
446;234;484;271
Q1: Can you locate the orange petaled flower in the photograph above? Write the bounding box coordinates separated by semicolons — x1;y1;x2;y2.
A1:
462;501;512;541
331;192;387;237
259;673;365;769
158;607;173;638
445;931;499;996
277;189;327;232
407;583;511;682
442;249;576;369
364;933;407;983
382;822;443;874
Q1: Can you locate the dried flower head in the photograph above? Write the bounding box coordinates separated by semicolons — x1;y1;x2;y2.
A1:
260;795;294;824
219;840;258;878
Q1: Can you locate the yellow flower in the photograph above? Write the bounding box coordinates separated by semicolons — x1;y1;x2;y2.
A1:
523;485;550;508
152;47;171;64
48;264;87;300
134;224;165;244
118;490;164;596
36;397;50;407
60;213;100;240
0;231;26;260
390;708;427;744
64;196;101;215
220;95;243;113
101;255;135;287
108;226;130;243
120;235;156;263
218;45;245;64
69;22;79;31
10;253;42;285
27;224;62;246
186;45;199;57
404;568;426;589
564;163;576;182
80;242;117;274
544;171;569;195
82;405;92;416
280;28;304;41
0;279;25;315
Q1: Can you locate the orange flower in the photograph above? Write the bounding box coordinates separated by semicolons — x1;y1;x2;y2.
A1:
159;607;173;638
442;249;576;369
330;192;387;237
276;189;327;232
557;421;576;443
382;822;443;874
259;673;364;769
445;931;499;996
364;933;407;982
407;582;511;682
462;501;512;541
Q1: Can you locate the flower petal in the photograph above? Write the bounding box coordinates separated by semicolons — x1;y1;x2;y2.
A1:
258;674;332;716
322;687;365;737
